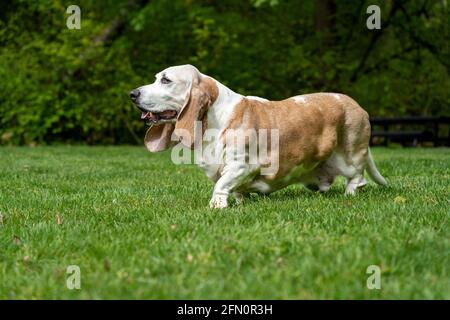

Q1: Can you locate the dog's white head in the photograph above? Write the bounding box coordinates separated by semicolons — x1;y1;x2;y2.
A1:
130;64;199;124
130;64;218;152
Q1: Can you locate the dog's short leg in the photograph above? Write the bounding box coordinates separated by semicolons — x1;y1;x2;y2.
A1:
209;162;253;209
358;177;368;188
209;194;229;209
318;182;333;193
345;175;364;195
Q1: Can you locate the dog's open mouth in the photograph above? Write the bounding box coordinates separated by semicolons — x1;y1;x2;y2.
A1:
141;110;178;124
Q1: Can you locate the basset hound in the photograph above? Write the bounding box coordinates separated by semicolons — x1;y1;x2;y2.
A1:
130;65;387;208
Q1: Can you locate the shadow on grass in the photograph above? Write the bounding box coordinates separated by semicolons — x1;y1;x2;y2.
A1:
240;185;345;204
233;182;394;207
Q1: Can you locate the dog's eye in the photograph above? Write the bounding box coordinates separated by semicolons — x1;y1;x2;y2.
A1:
161;76;172;84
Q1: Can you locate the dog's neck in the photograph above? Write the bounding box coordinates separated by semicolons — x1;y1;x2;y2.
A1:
204;76;243;131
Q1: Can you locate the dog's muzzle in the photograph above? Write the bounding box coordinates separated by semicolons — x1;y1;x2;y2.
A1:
130;89;140;103
130;89;178;125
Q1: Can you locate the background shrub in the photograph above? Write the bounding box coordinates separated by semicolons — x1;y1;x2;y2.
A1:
0;0;448;145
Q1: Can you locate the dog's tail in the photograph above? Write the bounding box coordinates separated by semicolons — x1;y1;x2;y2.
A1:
366;148;388;186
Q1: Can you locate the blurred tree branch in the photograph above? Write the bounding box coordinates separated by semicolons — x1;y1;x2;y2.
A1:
396;0;449;72
93;0;150;46
350;0;401;81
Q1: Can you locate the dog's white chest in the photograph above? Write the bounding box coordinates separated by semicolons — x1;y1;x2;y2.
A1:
196;139;224;182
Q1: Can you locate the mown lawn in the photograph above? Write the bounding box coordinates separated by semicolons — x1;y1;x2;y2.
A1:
0;146;448;299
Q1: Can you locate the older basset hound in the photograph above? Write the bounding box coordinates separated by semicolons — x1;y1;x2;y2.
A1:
130;65;387;208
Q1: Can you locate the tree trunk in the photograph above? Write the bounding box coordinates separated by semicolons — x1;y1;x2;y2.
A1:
315;0;336;34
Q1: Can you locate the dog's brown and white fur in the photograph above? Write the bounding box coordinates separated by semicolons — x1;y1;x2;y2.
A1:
131;65;387;208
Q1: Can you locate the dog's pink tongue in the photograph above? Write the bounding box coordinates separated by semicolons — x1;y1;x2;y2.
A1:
141;111;151;120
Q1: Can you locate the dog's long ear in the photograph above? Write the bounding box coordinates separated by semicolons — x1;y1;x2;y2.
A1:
144;123;176;152
174;77;218;149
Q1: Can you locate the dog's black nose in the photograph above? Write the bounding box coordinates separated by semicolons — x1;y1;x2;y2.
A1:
130;89;140;102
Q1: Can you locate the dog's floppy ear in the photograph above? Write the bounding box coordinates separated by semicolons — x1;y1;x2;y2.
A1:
174;77;218;149
144;123;175;152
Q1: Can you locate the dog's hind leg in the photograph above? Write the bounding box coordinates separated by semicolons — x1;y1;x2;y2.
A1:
304;162;337;193
303;176;335;193
342;150;369;195
358;177;368;188
345;175;365;195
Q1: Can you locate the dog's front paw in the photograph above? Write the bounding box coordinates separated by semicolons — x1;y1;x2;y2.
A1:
209;194;228;209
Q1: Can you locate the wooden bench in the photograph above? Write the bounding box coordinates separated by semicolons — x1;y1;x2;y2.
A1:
370;116;450;147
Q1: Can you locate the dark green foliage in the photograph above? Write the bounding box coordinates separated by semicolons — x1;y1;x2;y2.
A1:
0;0;449;145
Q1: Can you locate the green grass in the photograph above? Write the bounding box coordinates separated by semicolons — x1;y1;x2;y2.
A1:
0;146;448;299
